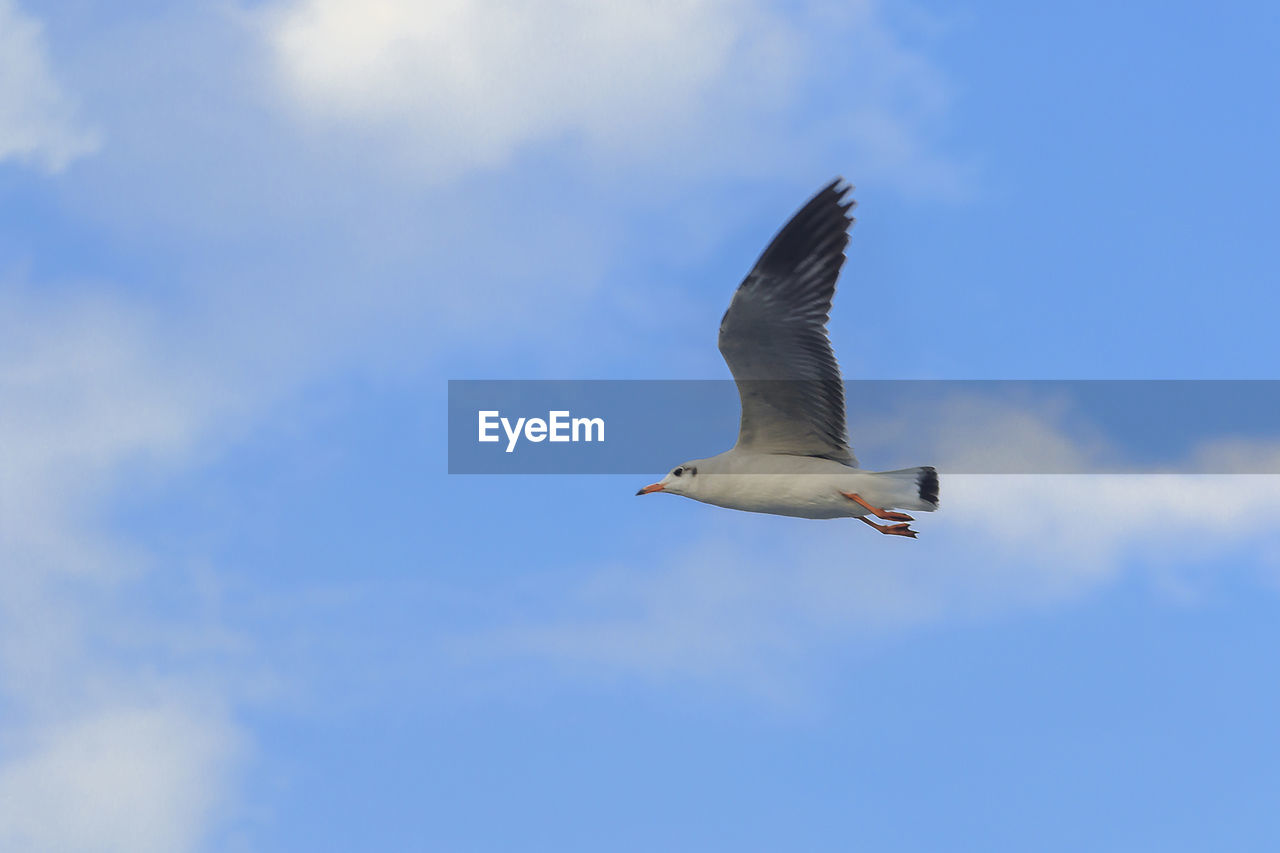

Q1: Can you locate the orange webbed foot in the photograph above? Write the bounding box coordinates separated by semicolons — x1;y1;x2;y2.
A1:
859;517;919;538
841;491;914;522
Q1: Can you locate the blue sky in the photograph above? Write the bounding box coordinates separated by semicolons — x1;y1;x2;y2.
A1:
3;0;1280;850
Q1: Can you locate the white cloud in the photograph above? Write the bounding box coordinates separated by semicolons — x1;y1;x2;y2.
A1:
0;0;100;171
455;396;1280;693
0;282;248;851
0;704;241;853
0;287;235;584
260;0;966;190
486;468;1280;691
265;0;791;172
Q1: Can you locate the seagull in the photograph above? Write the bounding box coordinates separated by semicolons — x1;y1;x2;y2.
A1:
636;178;938;537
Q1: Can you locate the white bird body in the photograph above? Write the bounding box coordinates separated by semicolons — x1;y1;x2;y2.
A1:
638;178;939;537
661;452;937;521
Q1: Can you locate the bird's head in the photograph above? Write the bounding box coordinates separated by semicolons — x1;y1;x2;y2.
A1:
635;461;702;497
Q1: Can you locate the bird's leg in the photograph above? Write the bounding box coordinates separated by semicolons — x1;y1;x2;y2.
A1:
859;517;918;538
841;491;914;522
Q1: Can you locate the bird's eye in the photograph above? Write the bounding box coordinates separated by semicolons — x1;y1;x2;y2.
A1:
673;467;684;477
689;467;697;476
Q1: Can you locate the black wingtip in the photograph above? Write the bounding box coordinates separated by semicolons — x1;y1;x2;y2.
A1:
918;466;940;507
822;177;855;210
752;177;857;277
818;178;857;232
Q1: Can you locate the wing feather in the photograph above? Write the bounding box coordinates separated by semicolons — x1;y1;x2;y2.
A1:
717;178;857;464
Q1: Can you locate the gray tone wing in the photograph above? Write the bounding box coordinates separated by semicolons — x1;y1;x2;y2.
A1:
717;178;857;465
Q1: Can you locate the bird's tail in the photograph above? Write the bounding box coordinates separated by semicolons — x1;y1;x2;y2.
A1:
869;466;939;512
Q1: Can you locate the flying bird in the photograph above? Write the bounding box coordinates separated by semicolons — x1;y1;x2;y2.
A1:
636;179;938;537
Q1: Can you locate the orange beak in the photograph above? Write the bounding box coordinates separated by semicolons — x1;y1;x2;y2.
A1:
635;483;665;495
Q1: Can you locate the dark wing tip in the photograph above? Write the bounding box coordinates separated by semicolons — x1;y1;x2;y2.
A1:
751;178;857;278
825;176;857;216
918;466;940;507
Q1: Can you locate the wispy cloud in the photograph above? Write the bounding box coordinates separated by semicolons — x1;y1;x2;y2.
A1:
259;0;969;193
0;282;248;850
498;391;1280;688
262;0;799;175
0;286;235;583
0;0;99;172
0;704;242;853
478;410;1280;694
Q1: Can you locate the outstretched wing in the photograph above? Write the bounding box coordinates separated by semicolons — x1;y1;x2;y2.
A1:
717;178;857;465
